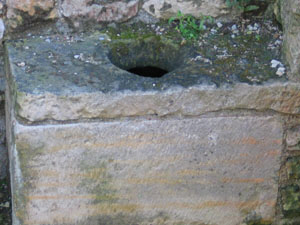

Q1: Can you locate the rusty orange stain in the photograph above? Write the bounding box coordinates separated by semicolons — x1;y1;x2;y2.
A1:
236;137;259;145
222;177;265;184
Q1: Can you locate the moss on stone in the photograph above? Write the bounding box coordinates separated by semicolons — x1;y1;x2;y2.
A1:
281;184;300;218
286;157;300;180
246;219;273;225
78;161;118;205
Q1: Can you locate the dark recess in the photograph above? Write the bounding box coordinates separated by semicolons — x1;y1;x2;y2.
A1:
127;66;168;78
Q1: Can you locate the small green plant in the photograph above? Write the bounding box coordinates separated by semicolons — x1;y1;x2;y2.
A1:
168;11;213;40
226;0;259;13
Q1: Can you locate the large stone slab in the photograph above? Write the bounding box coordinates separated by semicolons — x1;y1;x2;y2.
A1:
4;25;290;123
4;22;288;225
9;116;282;225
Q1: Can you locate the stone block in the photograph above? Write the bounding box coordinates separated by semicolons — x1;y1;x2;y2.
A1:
60;0;140;27
4;24;287;225
3;28;293;124
142;0;238;20
9;116;283;225
6;0;58;30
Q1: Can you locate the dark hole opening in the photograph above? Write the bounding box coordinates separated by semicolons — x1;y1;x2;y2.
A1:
127;66;168;78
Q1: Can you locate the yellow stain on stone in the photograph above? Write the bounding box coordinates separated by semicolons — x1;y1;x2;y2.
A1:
127;177;184;185
178;169;215;176
22;198;277;224
221;177;266;184
27;194;117;201
49;133;188;153
23;203;139;225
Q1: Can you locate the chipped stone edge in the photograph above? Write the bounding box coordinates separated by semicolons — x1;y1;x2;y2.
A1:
12;81;300;123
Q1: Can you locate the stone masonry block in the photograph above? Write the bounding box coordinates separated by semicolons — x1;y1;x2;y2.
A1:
6;0;58;30
286;126;300;150
5;26;288;225
9;116;283;225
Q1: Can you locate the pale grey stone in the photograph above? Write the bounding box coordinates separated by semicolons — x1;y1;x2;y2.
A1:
286;125;300;149
280;0;300;79
9;116;283;225
14;82;300;122
142;0;239;20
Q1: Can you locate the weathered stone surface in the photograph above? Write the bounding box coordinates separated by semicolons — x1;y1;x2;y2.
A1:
142;0;236;20
60;0;140;26
280;0;300;79
6;0;58;29
9;116;283;225
286;126;300;149
12;82;300;123
4;26;287;123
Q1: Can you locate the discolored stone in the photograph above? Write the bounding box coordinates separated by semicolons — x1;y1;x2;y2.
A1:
6;0;58;30
142;0;238;20
4;20;288;225
60;0;140;27
4;25;287;123
286;126;300;150
9;116;283;225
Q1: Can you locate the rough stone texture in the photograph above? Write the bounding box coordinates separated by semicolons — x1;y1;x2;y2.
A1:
4;27;286;123
3;21;290;225
2;0;244;31
60;0;140;27
6;0;58;30
8;116;282;225
280;0;300;79
142;0;237;20
11;82;300;123
286;126;300;150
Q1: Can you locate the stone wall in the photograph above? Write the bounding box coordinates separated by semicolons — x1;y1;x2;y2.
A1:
3;0;238;32
0;0;298;81
0;0;299;224
4;21;300;224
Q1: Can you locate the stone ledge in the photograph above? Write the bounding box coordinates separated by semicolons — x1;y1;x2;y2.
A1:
12;82;300;123
4;26;292;123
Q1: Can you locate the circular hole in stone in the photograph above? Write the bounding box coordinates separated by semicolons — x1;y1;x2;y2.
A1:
107;37;185;78
127;66;169;78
